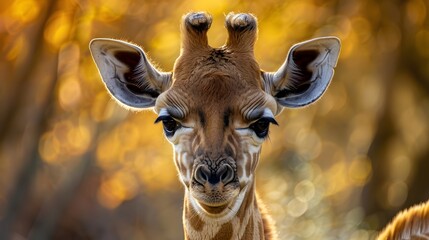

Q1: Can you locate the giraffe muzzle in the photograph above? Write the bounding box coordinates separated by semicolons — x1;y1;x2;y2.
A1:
194;163;235;186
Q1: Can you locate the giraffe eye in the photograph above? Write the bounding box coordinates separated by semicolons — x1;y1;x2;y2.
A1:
155;115;182;137
249;117;278;138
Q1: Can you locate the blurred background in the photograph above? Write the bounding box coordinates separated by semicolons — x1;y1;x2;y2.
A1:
1;0;429;239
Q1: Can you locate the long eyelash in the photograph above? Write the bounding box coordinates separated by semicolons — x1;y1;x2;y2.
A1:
261;117;279;126
154;115;172;124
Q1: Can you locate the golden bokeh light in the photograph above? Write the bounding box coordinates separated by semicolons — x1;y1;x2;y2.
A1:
44;11;72;49
39;131;61;164
67;123;92;155
387;181;408;208
93;0;129;22
98;170;139;209
406;0;427;26
2;0;429;238
58;76;82;110
287;198;308;218
9;0;40;24
348;156;372;187
294;180;316;203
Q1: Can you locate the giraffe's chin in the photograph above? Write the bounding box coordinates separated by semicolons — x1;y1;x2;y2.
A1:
190;181;240;215
189;183;251;219
192;191;239;216
198;202;231;215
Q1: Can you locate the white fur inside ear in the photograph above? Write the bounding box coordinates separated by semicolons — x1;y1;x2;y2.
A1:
89;38;172;109
265;37;341;108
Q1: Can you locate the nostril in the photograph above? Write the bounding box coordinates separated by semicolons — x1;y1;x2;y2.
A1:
218;164;235;185
194;164;235;186
194;166;209;185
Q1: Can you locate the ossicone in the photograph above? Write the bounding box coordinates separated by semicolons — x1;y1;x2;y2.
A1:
180;12;213;53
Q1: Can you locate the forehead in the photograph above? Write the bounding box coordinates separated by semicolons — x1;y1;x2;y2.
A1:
155;48;276;120
175;48;262;87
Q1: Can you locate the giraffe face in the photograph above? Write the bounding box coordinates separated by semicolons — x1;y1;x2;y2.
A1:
89;11;340;218
153;57;279;212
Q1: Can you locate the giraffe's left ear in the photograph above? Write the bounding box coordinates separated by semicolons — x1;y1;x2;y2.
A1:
262;37;341;108
90;38;172;109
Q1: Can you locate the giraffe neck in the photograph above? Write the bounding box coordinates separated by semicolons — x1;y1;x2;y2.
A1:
183;181;275;240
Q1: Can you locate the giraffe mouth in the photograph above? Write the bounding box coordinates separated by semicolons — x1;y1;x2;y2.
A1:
198;202;230;215
190;181;248;216
190;179;240;214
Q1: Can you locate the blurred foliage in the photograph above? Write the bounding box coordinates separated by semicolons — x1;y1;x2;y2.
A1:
1;0;429;239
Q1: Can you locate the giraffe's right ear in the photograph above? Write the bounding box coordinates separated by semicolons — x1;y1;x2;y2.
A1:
262;37;340;108
89;38;172;109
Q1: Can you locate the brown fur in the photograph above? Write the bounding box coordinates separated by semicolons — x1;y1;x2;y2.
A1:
157;12;273;139
164;12;278;240
225;12;258;53
183;180;277;240
91;11;341;240
378;200;429;240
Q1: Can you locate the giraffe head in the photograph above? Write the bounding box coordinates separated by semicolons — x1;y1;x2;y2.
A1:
90;12;340;217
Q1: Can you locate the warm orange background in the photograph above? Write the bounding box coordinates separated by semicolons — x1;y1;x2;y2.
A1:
1;0;429;239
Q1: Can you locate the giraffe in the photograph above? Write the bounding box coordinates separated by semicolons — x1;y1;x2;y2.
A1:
377;200;429;239
90;12;341;239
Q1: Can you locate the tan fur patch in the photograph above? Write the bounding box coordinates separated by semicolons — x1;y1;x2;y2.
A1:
242;215;254;239
212;222;233;240
378;200;429;240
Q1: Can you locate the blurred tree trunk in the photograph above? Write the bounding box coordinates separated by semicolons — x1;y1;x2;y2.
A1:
362;0;429;229
29;141;96;239
0;0;59;238
361;0;400;227
400;2;429;210
0;0;56;140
